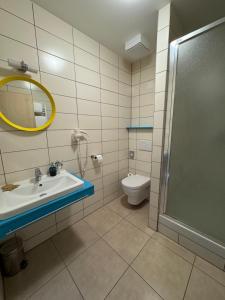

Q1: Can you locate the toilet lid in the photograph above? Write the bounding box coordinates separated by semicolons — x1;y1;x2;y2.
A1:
122;175;150;190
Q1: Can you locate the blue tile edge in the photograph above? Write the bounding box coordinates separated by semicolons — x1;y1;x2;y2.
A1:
0;176;94;239
126;125;154;129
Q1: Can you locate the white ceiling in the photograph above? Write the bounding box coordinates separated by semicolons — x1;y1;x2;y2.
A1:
32;0;225;61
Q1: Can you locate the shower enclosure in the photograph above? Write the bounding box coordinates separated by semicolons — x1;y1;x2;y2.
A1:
159;17;225;268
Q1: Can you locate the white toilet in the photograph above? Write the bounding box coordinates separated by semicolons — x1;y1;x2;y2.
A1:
121;175;150;205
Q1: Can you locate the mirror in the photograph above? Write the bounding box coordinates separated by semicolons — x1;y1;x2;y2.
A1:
0;76;56;131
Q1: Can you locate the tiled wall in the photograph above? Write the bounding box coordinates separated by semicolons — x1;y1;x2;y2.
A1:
148;3;183;230
0;0;131;250
128;55;155;177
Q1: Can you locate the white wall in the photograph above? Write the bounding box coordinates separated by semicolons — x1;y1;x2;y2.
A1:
0;0;131;251
128;54;155;177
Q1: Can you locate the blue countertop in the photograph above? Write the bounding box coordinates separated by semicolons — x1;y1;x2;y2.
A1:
0;178;94;239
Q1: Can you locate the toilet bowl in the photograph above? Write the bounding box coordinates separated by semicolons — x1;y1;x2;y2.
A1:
121;175;150;205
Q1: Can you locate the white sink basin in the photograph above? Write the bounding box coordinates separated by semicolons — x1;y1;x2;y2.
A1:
0;170;84;220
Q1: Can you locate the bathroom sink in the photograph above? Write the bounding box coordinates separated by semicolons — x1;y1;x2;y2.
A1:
0;170;84;220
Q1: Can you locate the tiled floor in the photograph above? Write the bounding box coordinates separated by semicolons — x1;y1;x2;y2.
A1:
3;197;225;300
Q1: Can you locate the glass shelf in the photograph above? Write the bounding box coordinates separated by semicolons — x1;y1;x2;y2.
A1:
126;125;154;129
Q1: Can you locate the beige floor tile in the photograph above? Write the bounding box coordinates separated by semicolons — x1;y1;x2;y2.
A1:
184;267;225;300
106;267;162;300
4;240;64;300
126;202;154;236
84;207;122;236
68;239;128;300
104;219;149;263
52;220;99;265
132;239;192;300
107;196;133;218
194;256;225;287
29;269;82;300
152;232;195;264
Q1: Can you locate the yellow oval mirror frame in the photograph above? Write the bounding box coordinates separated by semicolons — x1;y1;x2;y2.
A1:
0;76;56;132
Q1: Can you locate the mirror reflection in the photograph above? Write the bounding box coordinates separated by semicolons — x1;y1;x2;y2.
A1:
0;80;52;128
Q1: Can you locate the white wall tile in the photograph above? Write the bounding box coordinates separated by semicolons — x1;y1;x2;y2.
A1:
152;146;162;162
103;162;118;176
140;93;155;106
141;67;155;83
0;35;38;68
101;104;118;117
158;3;171;31
73;28;99;56
0;131;47;152
119;57;131;73
0;158;3;174
0;9;36;46
48;113;77;130
155;71;167;93
101;90;118;105
103;151;119;165
140;80;155;95
119;106;131;119
76;65;100;87
156;49;168;73
47;130;73;147
53;95;77;114
0;0;34;23
36;28;74;62
151;177;160;193
119;95;131;108
2;149;49;173
33;4;73;43
103;172;118;186
102;141;118;154
78;115;101;129
49;146;77;162
18;215;55;240
157;27;169;52
39;51;75;80
41;72;76;97
119;70;131;85
101;75;118;93
132;85;140;97
151;162;161;178
100;45;118;66
119;82;131;96
74;47;99;72
100;60;118;80
102;129;118;141
76;82;100;102
77;99;100;116
153;129;163;146
56;201;83;222
102;117;118;129
154;111;164;128
5;166;48;183
155;92;166;111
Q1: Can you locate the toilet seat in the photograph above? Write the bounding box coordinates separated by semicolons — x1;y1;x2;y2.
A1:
122;175;150;190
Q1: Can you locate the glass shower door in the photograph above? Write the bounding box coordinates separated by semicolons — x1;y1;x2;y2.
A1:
165;19;225;244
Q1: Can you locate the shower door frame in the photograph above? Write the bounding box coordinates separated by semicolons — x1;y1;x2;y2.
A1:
158;17;225;268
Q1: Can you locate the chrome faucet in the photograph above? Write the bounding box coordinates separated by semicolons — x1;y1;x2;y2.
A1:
34;168;42;184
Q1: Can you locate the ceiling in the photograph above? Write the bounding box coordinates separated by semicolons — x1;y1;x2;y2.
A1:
32;0;225;61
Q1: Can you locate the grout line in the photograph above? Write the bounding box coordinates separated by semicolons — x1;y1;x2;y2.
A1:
50;236;85;300
182;256;196;299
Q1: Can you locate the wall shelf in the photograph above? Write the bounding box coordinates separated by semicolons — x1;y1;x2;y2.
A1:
126;125;154;130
